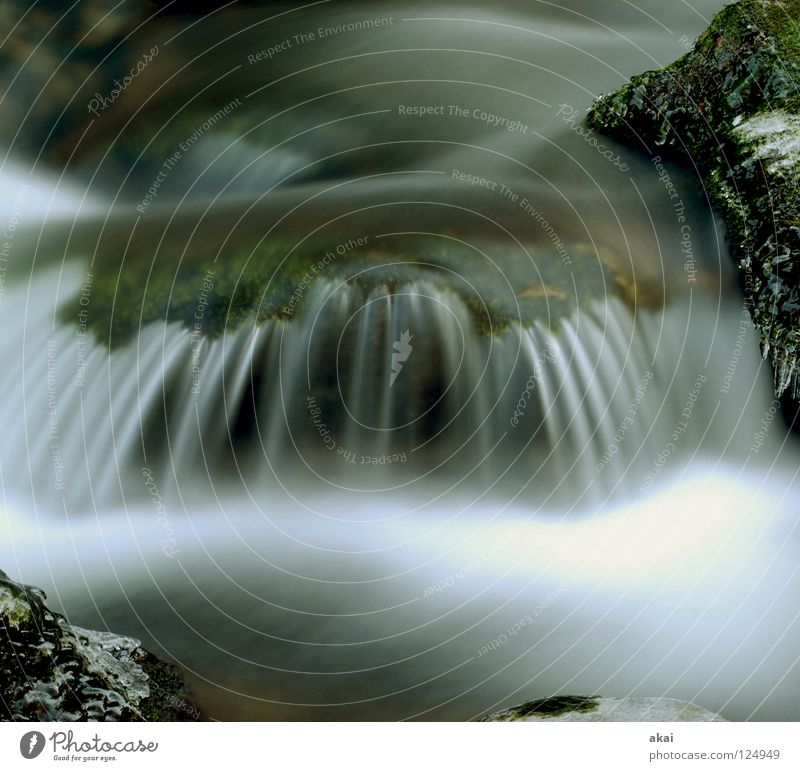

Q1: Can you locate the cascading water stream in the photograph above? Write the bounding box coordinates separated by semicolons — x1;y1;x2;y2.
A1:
1;0;798;724
0;262;764;517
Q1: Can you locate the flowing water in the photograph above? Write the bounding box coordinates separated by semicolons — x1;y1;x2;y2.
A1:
1;0;799;721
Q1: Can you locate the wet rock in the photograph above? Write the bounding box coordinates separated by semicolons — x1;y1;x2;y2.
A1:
0;568;198;721
479;696;726;722
587;0;800;399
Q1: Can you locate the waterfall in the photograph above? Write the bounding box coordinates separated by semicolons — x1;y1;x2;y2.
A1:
2;0;797;724
0;259;775;518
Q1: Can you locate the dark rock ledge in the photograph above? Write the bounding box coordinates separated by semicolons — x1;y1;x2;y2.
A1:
588;0;800;401
1;569;199;721
479;696;726;722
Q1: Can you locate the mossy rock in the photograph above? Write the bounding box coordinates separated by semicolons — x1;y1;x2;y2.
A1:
588;0;800;396
479;696;726;722
0;568;198;721
52;185;634;347
479;695;601;721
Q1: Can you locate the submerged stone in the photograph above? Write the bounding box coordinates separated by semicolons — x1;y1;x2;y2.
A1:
587;0;800;398
0;569;198;721
50;183;650;348
479;696;726;722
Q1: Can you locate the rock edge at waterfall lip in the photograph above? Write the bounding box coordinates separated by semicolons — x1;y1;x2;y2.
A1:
478;696;726;722
586;0;800;399
0;568;200;721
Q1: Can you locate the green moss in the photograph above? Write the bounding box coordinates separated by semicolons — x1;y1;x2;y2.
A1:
587;0;800;396
60;229;620;348
138;652;200;721
1;568;198;721
0;585;33;629
589;0;800;157
480;695;601;721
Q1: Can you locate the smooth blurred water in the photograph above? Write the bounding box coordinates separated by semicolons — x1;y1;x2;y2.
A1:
1;0;799;721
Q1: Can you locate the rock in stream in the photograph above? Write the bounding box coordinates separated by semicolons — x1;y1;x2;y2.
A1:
1;569;198;721
588;0;800;401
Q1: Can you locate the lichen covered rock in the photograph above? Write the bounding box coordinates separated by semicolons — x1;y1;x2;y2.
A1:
0;569;197;721
480;696;726;722
588;0;800;396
